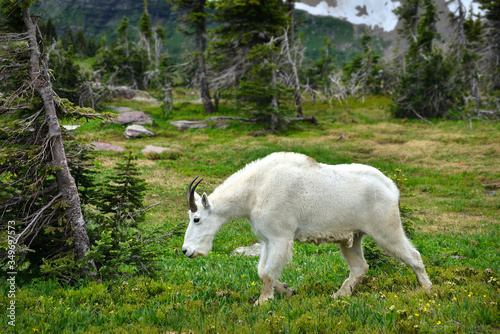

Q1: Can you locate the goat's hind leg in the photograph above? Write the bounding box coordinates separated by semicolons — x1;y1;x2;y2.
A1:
372;228;432;290
333;234;369;298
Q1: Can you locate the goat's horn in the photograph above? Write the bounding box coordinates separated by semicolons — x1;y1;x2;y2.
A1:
187;176;202;212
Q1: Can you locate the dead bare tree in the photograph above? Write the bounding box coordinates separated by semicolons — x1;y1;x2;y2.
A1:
280;27;303;116
448;0;480;108
477;0;500;93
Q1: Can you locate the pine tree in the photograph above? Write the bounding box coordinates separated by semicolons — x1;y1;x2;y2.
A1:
476;0;500;92
447;0;482;117
74;29;87;56
304;36;337;102
94;17;144;89
208;0;291;123
169;0;216;114
44;18;58;43
84;153;163;278
117;16;130;57
341;31;384;96
209;0;289;86
49;43;84;102
63;29;74;49
139;0;153;41
98;153;148;220
139;0;153;63
393;0;461;119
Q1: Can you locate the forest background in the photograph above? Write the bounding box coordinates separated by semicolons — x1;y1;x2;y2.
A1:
0;0;499;332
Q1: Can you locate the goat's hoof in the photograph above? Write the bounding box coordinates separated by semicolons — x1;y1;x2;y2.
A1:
255;296;273;306
332;292;342;299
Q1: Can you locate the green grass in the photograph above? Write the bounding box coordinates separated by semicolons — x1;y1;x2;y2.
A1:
2;95;499;333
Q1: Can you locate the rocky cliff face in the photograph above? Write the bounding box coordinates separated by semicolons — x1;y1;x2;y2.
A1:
297;0;482;56
297;0;401;32
297;0;480;32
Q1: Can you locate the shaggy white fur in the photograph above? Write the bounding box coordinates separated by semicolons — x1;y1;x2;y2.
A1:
182;152;432;304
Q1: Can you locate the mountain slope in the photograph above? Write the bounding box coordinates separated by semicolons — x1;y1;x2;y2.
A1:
32;0;476;62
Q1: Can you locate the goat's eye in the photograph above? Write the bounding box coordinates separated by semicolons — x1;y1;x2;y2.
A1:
193;218;200;223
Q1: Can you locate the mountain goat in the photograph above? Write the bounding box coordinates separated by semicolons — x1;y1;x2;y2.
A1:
182;152;432;304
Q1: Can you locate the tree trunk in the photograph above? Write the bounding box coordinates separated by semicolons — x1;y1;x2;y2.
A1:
199;53;215;114
286;0;295;49
197;2;215;114
23;8;93;262
283;28;303;116
124;29;129;58
270;57;279;112
455;0;480;108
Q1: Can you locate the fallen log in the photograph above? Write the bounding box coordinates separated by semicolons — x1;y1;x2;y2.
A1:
170;115;318;131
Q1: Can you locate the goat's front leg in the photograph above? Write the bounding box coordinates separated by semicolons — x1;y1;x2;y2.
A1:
333;235;368;298
256;238;293;305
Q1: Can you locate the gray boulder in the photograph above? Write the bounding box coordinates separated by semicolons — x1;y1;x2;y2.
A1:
124;124;155;139
106;106;134;113
141;145;181;159
170;120;208;131
114;111;154;125
231;243;262;257
141;145;176;154
170;117;228;131
92;142;126;152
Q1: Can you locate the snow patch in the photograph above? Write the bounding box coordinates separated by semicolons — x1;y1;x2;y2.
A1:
295;0;401;32
446;0;483;17
296;0;484;32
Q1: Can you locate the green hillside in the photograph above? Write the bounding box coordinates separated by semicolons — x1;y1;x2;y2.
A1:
32;0;375;64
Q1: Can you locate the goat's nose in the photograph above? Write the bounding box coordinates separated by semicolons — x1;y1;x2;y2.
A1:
182;248;187;255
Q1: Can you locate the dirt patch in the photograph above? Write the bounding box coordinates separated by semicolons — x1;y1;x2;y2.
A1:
483;179;500;189
417;211;489;235
439;161;472;173
377;139;407;145
373;139;444;164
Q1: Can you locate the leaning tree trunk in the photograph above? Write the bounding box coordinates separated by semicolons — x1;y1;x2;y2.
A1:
23;8;92;262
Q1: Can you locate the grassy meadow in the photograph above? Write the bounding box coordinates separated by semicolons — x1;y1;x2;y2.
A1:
2;95;499;333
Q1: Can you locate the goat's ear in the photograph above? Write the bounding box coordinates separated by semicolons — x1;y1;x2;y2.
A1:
194;192;201;201
201;193;211;208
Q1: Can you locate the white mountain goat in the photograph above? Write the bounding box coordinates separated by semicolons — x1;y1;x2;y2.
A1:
182;152;432;304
